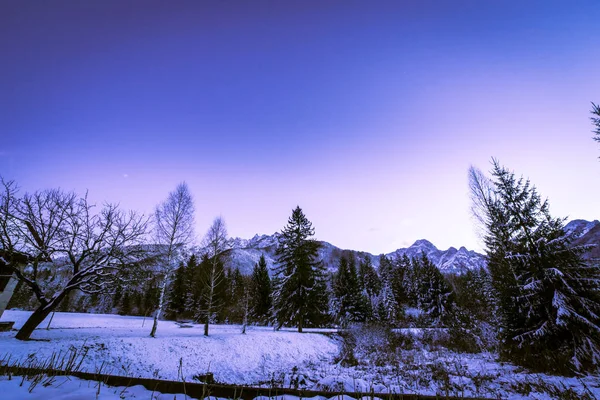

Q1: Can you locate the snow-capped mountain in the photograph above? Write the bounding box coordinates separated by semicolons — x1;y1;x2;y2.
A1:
564;219;600;240
213;219;600;276
221;234;486;276
387;239;486;274
566;219;600;260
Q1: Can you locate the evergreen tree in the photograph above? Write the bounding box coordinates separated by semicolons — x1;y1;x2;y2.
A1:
273;206;328;332
446;267;496;352
250;254;272;325
305;274;330;328
391;254;410;309
165;261;189;320
470;160;600;373
225;268;246;323
358;256;381;298
332;255;367;326
142;278;160;317
357;256;380;320
450;267;494;323
412;253;454;326
189;254;210;320
375;254;398;323
119;291;132;315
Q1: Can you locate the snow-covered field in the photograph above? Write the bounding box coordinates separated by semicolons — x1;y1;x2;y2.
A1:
0;310;338;385
2;311;600;399
1;375;188;400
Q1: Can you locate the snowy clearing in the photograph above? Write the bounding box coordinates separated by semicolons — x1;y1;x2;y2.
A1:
2;311;600;399
0;310;338;385
1;375;186;400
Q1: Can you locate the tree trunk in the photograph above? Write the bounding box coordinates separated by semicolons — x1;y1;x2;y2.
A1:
204;298;211;337
16;291;68;340
204;266;215;337
150;274;169;338
298;317;303;333
241;292;248;334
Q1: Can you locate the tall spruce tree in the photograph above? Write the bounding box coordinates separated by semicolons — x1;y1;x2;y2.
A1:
470;160;600;373
273;206;328;332
250;254;272;325
332;255;366;326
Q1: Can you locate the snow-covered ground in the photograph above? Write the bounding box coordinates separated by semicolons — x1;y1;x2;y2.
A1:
0;310;338;385
1;375;188;400
2;311;600;399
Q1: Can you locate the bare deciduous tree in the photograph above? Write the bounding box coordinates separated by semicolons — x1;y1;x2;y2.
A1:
592;102;600;157
468;165;496;240
201;216;229;336
150;182;195;337
0;178;149;340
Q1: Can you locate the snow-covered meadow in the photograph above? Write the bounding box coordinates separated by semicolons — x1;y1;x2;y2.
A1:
0;310;338;385
1;311;600;399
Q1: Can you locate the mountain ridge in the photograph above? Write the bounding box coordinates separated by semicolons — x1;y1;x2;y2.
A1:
221;219;599;276
223;233;486;276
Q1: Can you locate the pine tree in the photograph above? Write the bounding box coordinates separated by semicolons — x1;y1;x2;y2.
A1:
470;160;600;373
273;206;328;332
250;254;272;325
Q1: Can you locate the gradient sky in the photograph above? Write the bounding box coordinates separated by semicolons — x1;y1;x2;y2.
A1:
1;1;599;254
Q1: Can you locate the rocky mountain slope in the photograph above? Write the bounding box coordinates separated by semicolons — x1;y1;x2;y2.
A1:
222;233;486;276
221;219;600;276
565;219;600;260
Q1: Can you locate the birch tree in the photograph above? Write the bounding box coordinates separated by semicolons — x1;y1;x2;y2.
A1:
0;179;149;340
201;216;229;336
149;183;195;337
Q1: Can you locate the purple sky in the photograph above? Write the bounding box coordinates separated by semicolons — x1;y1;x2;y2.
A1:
2;1;599;254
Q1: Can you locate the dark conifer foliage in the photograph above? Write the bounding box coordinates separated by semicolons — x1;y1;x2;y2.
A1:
332;254;367;326
273;206;328;332
376;254;398;323
391;254;411;309
357;256;380;320
470;160;600;373
250;254;272;325
411;253;454;326
223;268;246;323
165;261;189;320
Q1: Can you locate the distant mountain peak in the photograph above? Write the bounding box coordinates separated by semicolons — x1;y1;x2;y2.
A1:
411;239;436;249
564;219;600;239
224;232;487;276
